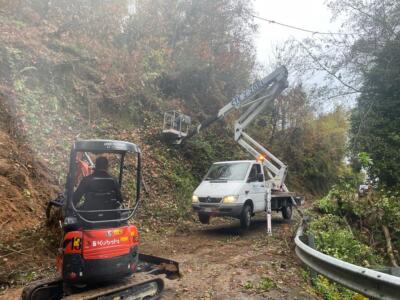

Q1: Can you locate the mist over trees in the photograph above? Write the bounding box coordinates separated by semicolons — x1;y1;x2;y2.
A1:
0;0;353;196
3;0;398;196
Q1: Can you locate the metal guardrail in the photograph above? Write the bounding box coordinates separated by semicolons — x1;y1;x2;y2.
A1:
295;223;400;300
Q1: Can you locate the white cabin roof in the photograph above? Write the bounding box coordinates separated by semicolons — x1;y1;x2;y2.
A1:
213;160;256;164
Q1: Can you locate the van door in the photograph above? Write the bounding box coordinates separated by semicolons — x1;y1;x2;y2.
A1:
246;163;266;212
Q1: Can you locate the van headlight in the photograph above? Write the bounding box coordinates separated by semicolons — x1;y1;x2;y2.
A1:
192;195;199;203
222;195;238;203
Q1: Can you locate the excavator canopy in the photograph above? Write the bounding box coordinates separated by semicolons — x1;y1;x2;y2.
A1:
74;139;140;154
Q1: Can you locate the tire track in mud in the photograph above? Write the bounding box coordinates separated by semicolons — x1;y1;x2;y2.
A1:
141;215;317;300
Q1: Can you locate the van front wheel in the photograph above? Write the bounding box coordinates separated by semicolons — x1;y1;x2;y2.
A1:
198;213;210;224
282;205;292;220
240;204;252;229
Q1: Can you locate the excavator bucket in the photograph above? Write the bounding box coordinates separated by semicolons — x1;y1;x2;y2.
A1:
162;111;191;141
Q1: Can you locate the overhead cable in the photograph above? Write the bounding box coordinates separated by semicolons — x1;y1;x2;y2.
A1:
251;14;355;36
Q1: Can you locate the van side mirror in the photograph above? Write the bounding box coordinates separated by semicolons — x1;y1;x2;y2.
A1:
257;173;264;182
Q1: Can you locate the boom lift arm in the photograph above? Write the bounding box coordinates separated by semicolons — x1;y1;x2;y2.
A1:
170;66;289;191
232;66;288;191
163;66;291;234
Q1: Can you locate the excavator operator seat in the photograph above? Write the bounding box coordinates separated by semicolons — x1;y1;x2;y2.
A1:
81;177;122;225
163;111;191;140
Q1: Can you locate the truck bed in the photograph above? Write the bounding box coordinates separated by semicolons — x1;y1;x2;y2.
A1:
271;190;296;198
270;190;304;210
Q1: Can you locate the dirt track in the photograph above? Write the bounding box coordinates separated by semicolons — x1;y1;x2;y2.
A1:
142;215;317;300
0;215;317;300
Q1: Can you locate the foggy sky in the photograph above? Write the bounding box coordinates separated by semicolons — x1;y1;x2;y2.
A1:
253;0;336;66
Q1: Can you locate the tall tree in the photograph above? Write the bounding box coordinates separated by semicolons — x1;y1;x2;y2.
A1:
123;0;256;114
350;36;400;186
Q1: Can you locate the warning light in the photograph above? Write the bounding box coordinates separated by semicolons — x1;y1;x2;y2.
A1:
130;228;139;243
256;154;266;161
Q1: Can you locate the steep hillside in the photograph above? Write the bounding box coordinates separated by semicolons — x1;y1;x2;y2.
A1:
0;4;246;226
0;95;59;285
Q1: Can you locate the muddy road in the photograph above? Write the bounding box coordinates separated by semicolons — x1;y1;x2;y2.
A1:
1;215;317;300
142;215;317;300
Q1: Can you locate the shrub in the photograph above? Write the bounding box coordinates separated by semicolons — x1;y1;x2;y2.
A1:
308;215;382;266
313;275;367;300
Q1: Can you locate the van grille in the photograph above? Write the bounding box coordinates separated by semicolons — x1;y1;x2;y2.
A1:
199;197;222;203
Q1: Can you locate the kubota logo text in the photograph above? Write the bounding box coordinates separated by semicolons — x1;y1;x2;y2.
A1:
92;239;120;247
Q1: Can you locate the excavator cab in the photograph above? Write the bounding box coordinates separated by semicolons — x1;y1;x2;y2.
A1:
162;110;191;141
65;139;141;229
23;139;179;300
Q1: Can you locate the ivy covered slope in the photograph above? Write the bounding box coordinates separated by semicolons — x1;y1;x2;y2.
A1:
0;0;257;225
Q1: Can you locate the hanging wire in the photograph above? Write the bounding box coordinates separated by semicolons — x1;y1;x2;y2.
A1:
251;14;356;36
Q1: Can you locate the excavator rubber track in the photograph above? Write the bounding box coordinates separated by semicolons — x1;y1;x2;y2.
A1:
63;274;164;300
21;254;179;300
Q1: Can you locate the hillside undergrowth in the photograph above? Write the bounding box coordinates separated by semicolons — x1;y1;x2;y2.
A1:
304;175;400;299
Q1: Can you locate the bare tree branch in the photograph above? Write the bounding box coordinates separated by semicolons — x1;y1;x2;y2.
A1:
298;41;361;93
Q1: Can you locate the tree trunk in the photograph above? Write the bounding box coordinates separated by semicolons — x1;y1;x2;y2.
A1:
382;225;398;267
269;113;278;144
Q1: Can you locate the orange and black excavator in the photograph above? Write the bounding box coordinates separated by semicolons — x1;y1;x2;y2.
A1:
23;139;179;300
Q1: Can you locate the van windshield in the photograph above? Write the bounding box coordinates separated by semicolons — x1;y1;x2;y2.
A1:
205;162;250;181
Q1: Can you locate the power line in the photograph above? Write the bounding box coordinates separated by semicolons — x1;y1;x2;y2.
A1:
251;14;355;36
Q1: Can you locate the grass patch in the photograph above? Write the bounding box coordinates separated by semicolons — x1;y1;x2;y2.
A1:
313;275;368;300
243;276;277;293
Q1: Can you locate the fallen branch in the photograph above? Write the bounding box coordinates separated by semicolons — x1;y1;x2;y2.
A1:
0;245;32;258
343;216;354;236
382;225;398;267
141;176;150;194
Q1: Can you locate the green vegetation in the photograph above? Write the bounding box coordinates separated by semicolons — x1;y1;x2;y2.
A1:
311;170;400;265
306;178;399;299
288;1;400;298
350;36;400;187
313;275;367;300
308;214;382;266
243;276;277;293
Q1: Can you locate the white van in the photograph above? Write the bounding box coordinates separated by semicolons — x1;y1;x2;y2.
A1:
192;160;296;228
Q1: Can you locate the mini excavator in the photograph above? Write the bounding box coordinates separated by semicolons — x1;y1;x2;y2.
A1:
23;139;179;300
